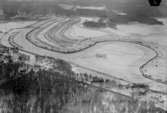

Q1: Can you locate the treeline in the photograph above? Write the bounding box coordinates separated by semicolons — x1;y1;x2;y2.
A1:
83;21;107;28
74;9;163;25
1;0;164;25
2;1;66;19
0;61;88;113
83;19;117;29
72;0;167;17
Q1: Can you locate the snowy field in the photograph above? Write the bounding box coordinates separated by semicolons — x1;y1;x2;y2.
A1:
69;25;107;38
137;18;167;83
79;17;99;23
0;21;36;33
68;17;167;93
70;41;166;91
101;18;167;38
66;17;109;39
74;5;107;11
112;10;127;15
37;17;68;47
70;17;167;40
0;29;20;47
141;18;167;46
0;21;36;40
58;4;75;10
73;42;145;80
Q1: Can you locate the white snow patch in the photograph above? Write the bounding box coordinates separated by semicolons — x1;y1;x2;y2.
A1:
74;5;107;11
0;21;36;33
0;21;36;40
118;18;167;36
59;4;74;10
79;17;100;23
139;18;167;46
73;42;144;81
70;25;107;38
112;10;127;15
162;95;167;111
102;18;167;37
103;27;130;36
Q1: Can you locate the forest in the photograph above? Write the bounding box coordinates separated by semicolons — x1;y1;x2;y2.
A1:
0;61;88;113
0;61;165;113
1;1;65;19
83;21;107;28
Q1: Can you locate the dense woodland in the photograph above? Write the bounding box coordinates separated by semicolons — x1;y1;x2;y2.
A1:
0;61;88;113
1;1;65;19
83;18;117;29
0;61;165;113
74;9;163;25
83;21;107;28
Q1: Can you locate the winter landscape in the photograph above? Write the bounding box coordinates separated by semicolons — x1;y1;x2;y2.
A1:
0;0;167;113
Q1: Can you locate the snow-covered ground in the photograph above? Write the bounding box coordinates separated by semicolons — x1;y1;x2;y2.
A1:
69;24;107;38
141;18;167;46
0;21;36;40
69;18;167;91
74;5;107;11
19;51;36;65
140;92;167;111
0;29;20;47
79;17;99;23
75;17;167;38
117;22;167;36
67;17;108;39
37;17;68;47
101;18;167;38
136;18;167;83
112;10;127;15
59;4;75;10
71;42;164;88
73;42;145;80
103;28;131;36
0;21;36;33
